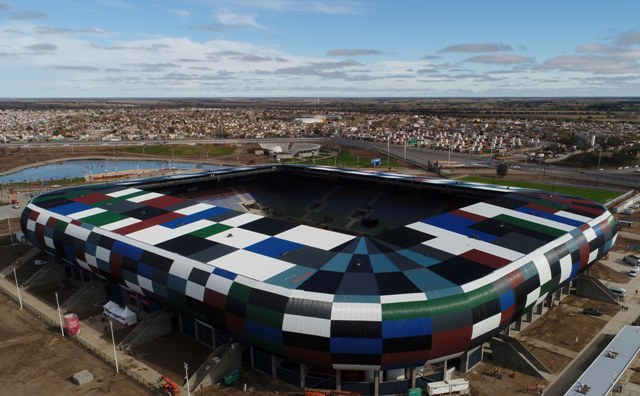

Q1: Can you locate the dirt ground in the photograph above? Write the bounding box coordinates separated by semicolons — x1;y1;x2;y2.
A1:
0;292;151;395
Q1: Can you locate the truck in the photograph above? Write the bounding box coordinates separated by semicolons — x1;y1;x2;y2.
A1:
624;255;640;266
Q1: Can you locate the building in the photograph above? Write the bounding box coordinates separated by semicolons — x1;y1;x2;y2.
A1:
20;165;617;395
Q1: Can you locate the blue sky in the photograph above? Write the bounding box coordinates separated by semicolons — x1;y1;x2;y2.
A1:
1;0;639;97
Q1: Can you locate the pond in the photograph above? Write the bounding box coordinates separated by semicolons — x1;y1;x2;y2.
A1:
0;159;222;184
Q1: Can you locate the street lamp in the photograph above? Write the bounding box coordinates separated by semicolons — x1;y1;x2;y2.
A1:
596;149;602;187
110;320;119;373
184;362;191;396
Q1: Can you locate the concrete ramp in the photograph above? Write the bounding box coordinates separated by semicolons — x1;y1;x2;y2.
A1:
574;274;621;304
490;335;552;380
190;342;243;391
119;310;175;352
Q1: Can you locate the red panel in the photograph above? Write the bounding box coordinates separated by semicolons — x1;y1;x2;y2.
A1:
144;195;185;209
500;305;515;326
73;193;110;204
203;288;227;311
525;203;558;214
113;212;184;235
28;209;40;221
70;219;82;227
109;253;123;279
430;327;472;357
381;350;430;366
225;313;245;334
572;203;604;216
506;269;525;288
579;242;590;268
35;223;46;248
284;346;332;367
460;249;510;269
450;209;487;223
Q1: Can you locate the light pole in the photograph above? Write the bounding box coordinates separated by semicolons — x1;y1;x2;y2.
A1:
55;292;64;336
7;216;13;244
13;267;22;309
184;362;191;396
596;149;602;186
110;320;119;373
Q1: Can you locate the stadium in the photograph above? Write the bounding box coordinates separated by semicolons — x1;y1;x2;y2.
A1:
20;164;617;394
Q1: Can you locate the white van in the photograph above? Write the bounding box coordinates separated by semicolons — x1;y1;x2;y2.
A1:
609;286;626;299
630;267;640;277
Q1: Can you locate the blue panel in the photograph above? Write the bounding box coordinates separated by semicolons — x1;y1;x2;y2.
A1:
246;320;283;345
331;338;382;355
570;261;580;279
424;213;475;230
404;268;457;293
52;202;94;216
333;294;380;303
397;249;439;268
63;245;75;263
152;282;168;299
245;237;303;259
265;266;315;289
85;242;97;256
321;253;352;272
498;290;515;310
354;238;368;255
520;261;538;280
138;263;154;279
112;240;144;261
167;273;188;292
382;317;432;338
161;206;229;228
213;267;237;280
370;254;400;273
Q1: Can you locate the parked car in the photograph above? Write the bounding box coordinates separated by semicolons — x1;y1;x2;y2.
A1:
583;308;604;316
34;259;47;266
12;204;20;209
630;266;640;277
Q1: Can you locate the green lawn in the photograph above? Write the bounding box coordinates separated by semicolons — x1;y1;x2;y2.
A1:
113;144;235;157
459;176;622;204
290;148;401;168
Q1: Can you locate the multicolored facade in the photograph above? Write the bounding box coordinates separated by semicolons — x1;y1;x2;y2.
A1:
21;165;617;371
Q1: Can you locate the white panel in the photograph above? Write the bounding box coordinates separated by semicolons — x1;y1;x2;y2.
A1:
174;219;216;234
207;250;294;282
127;192;164;203
96;246;111;262
205;227;269;249
588;249;599;264
289;289;335;303
169;257;193;278
138;276;154;292
471;312;502;339
555;210;591;223
85;254;98;268
525;287;540;309
66;224;91;242
275;225;355;251
219;212;263;227
76;259;91;271
532;254;551;285
464;202;576;231
206;274;233;295
185;281;205;301
380;293;427;304
45;236;55;249
583;227;597;242
559;254;573;284
107;187;141;198
282;314;331;337
36;211;51;225
175;203;214;215
331;302;381;322
102;217;141;231
27;219;36;232
127;225;179;245
68;207;106;220
125;280;144;295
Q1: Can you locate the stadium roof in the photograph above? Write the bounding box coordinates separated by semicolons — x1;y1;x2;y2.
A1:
22;164;617;370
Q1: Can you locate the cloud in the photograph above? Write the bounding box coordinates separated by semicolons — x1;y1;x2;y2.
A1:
90;43;171;51
439;42;512;53
169;9;190;19
421;55;441;60
240;54;273;62
216;11;263;29
26;43;57;52
0;3;9;11
213;0;363;15
326;48;381;56
465;54;534;64
127;62;181;72
274;60;363;79
539;55;639;74
97;0;134;10
49;65;99;72
36;26;105;35
614;32;640;47
9;10;47;20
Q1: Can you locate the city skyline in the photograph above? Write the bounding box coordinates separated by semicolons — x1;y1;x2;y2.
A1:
1;0;639;98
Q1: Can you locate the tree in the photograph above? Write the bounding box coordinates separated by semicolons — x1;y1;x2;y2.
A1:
496;162;509;178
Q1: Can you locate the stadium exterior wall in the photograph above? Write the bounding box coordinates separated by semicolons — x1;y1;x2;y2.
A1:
20;166;617;372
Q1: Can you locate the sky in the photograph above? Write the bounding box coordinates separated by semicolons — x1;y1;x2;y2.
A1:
1;0;639;98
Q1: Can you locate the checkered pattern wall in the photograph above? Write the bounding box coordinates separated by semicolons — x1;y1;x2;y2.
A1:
21;165;617;370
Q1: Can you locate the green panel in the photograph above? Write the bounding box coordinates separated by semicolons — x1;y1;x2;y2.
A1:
540;280;552;297
245;305;284;328
167;288;188;311
94;190;148;206
190;223;232;238
494;214;566;237
54;220;69;232
533;199;567;211
248;336;284;356
81;211;127;227
382;294;470;320
465;284;499;307
228;282;252;302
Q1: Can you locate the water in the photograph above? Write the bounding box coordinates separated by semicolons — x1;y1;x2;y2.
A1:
0;159;222;184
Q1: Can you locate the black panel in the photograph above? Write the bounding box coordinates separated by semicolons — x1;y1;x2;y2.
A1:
471;299;501;323
331;320;382;338
337;273;380;296
428;257;494;286
285;298;332;319
431;310;473;333
240;217;295;236
279;246;337;269
375;272;422;295
299;270;344;294
157;234;220;256
152;268;169;284
121;257;139;273
225;297;246;317
249;289;289;312
122;205;167;220
141;251;174;272
331;353;381;366
486;195;528;210
188;268;211;286
188;243;236;262
383;335;431;353
374;227;434;249
283;331;330;350
385;251;422;271
346;254;374;273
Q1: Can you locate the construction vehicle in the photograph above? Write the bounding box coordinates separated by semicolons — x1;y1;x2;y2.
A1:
305;388;360;396
159;375;180;395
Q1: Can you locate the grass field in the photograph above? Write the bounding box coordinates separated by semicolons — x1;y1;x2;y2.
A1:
459;176;622;204
290;148;401;168
113;144;235;157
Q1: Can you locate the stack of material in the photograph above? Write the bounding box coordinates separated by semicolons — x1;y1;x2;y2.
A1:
71;370;94;385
